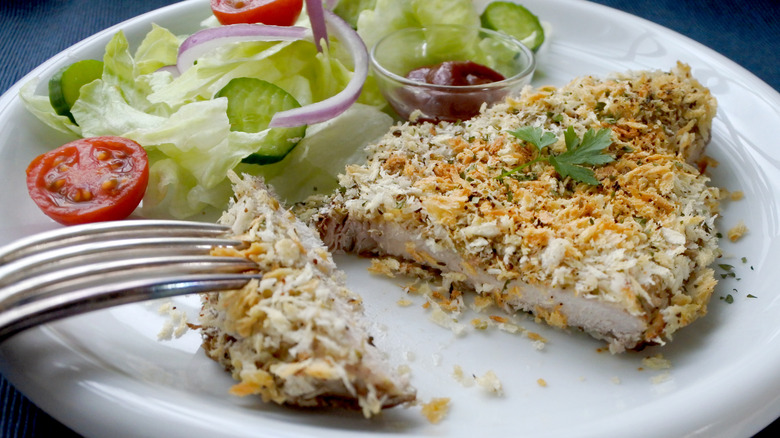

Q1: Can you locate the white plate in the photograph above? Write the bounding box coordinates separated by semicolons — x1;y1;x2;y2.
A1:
1;0;779;437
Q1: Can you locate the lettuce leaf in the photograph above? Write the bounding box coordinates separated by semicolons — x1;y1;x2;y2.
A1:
72;79;167;136
244;102;393;204
133;23;181;76
19;79;82;137
355;0;480;50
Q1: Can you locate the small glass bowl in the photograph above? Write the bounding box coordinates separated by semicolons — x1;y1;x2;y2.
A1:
369;25;536;123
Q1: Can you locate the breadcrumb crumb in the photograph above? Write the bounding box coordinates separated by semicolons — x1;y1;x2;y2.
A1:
452;365;474;387
536;378;547;387
475;370;504;396
367;257;401;277
489;319;525;335
651;372;671;384
157;300;189;340
729;190;744;201
471;318;489;330
526;331;547;343
421;398;450;424
452;366;504;395
728;221;748;242
429;304;467;336
489;315;508;324
641;353;672;370
471;295;494;312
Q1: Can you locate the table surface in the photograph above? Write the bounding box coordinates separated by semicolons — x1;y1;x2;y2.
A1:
0;0;778;437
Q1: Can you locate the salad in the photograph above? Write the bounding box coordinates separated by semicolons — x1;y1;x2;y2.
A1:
20;0;544;222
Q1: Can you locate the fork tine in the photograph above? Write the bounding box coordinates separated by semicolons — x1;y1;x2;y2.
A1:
0;273;261;343
0;219;259;343
0;255;258;306
0;220;232;264
0;236;245;288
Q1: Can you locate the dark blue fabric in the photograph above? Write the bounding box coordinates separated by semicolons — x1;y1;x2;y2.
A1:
594;0;779;92
0;0;778;94
0;1;777;436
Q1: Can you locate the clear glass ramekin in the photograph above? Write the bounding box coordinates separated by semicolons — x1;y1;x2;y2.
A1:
370;24;536;123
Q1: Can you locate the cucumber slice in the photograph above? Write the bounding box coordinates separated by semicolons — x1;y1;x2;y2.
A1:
48;59;104;124
480;2;545;51
216;77;307;165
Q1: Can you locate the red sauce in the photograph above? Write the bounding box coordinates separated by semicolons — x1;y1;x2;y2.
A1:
406;61;505;87
392;61;507;123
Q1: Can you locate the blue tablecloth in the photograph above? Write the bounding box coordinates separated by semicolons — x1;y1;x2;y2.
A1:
0;1;778;436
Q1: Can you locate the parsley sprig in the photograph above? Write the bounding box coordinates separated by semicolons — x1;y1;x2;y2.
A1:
499;126;615;185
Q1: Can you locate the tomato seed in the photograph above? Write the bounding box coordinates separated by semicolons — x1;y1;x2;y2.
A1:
47;179;65;191
72;188;93;202
101;179;118;191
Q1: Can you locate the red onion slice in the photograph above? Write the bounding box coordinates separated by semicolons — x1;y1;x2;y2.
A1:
155;64;181;77
269;10;367;128
305;0;328;52
177;24;309;73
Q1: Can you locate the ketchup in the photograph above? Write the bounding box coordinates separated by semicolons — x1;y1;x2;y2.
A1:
392;61;507;123
406;61;505;86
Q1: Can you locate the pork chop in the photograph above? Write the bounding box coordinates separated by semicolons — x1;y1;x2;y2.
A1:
303;63;721;352
199;172;416;416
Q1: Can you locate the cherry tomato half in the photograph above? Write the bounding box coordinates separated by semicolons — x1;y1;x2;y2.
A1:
211;0;304;26
26;136;149;225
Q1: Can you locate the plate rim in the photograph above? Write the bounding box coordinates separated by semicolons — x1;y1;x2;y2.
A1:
1;1;779;437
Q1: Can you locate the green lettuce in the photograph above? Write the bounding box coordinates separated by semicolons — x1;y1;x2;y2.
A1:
133;23;181;75
19;80;81;137
242;102;393;204
355;0;480;50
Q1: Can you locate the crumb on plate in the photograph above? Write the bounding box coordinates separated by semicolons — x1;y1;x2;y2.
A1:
641;353;672;370
651;372;672;384
728;220;748;242
421;397;450;424
476;370;504;395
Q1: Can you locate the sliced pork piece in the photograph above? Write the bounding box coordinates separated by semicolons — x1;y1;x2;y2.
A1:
304;63;721;352
199;172;415;417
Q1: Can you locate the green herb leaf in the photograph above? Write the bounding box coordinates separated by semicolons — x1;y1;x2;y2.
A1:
500;126;614;185
550;127;613;184
564;125;579;151
558;127;615;166
510;126;557;151
549;156;600;185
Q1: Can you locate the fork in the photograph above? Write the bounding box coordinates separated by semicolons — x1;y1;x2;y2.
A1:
0;219;259;342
